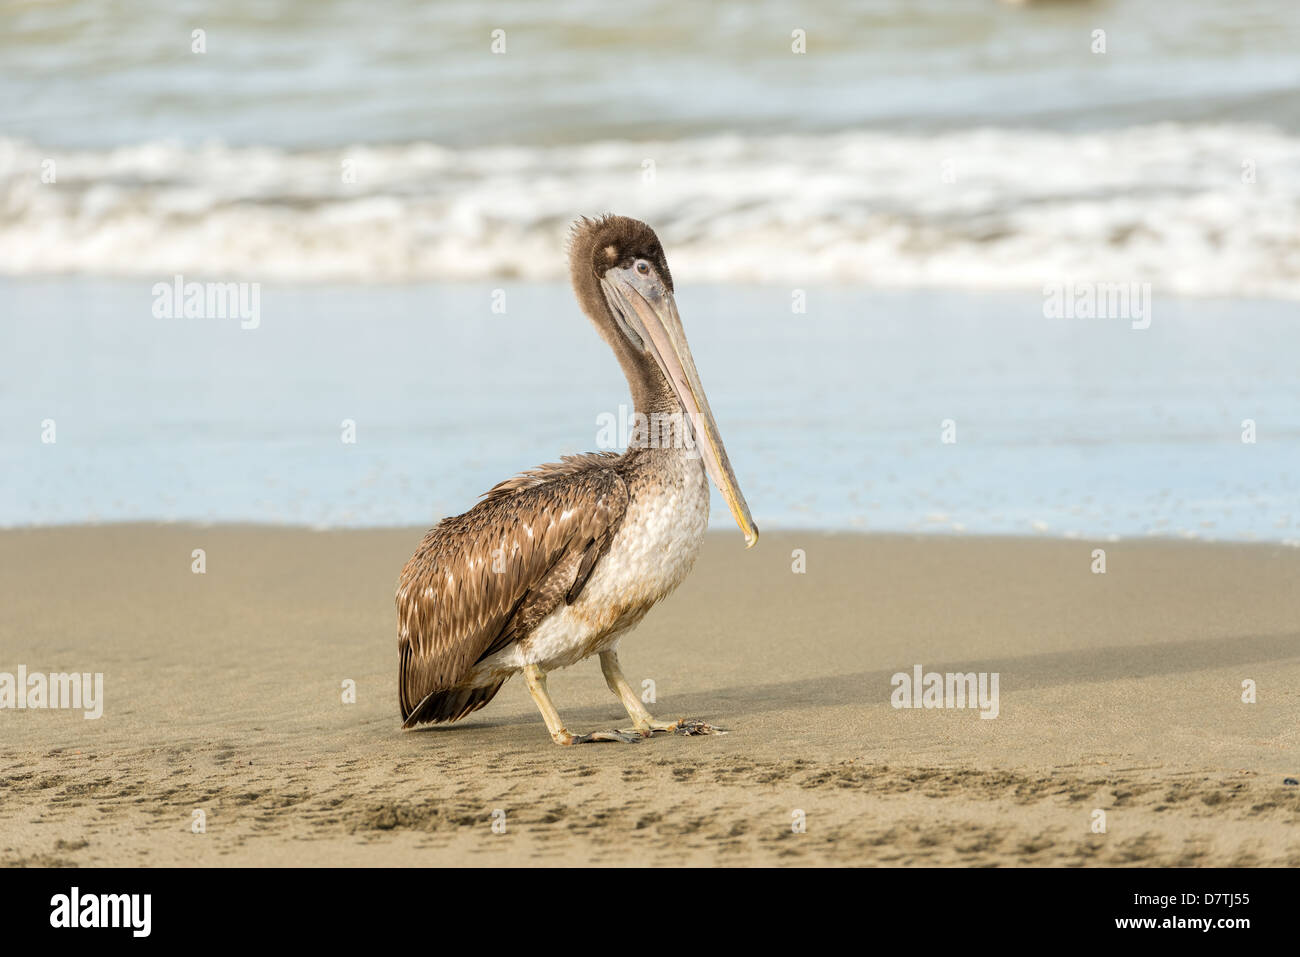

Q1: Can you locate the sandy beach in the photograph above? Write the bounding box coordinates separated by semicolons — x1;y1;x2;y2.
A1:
1;525;1296;867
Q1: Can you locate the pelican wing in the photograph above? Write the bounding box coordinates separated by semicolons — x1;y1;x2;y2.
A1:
397;453;628;726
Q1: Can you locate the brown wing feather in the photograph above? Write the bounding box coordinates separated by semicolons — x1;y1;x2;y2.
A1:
397;453;628;726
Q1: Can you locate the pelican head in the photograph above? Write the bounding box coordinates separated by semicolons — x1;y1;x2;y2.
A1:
569;214;758;548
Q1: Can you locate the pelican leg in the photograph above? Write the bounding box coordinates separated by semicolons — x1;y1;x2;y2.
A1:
522;663;640;746
599;650;726;736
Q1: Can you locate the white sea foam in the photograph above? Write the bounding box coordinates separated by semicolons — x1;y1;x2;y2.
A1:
3;125;1298;296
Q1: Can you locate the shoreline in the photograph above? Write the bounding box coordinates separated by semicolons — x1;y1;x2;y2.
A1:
3;519;1298;547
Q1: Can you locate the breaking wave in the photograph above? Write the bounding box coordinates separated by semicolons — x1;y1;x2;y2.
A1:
2;124;1298;297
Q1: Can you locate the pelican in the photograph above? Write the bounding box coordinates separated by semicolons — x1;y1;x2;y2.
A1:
396;214;757;745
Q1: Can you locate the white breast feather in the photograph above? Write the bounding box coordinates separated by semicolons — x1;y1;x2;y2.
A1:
472;453;709;682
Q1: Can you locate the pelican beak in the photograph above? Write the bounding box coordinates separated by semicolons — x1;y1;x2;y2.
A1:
601;268;758;548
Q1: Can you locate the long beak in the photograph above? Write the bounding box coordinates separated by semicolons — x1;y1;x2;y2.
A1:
603;275;758;547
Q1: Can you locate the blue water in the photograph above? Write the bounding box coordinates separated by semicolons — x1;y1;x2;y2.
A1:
4;1;1300;297
2;278;1296;541
3;1;1297;540
5;0;1300;149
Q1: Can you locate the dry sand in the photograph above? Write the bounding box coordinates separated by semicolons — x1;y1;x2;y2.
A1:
1;525;1297;867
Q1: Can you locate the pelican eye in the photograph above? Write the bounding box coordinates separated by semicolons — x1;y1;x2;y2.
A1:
635;260;650;275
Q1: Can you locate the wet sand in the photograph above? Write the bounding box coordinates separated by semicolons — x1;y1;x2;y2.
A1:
1;525;1297;866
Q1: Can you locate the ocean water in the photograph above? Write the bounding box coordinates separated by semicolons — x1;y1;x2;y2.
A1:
3;278;1297;542
1;0;1297;538
4;126;1299;297
2;0;1300;295
7;0;1300;148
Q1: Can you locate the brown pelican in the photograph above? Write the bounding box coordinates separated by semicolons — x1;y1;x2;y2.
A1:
397;214;757;745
